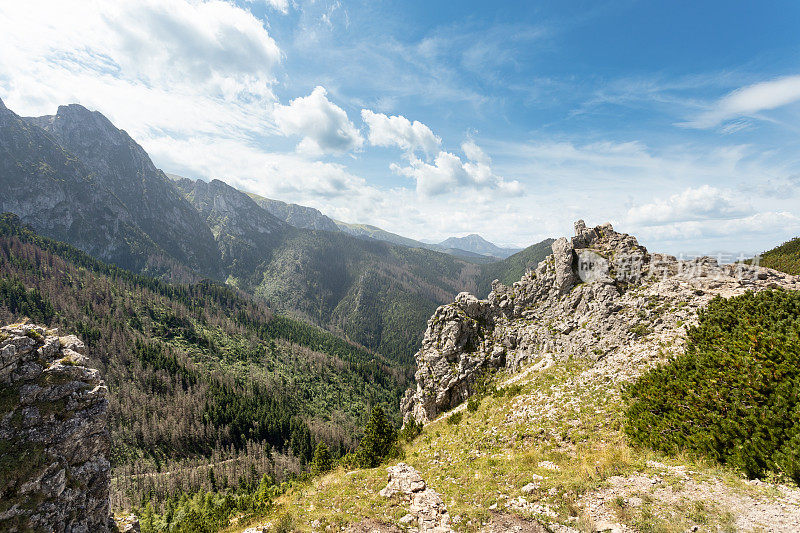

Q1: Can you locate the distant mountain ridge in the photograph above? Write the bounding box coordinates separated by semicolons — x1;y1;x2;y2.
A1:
437;233;521;259
0;97;553;361
248;192;341;232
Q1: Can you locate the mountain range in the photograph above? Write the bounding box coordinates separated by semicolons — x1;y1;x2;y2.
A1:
0;98;551;362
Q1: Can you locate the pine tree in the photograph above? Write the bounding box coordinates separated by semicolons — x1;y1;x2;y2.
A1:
310;442;333;474
356;405;397;468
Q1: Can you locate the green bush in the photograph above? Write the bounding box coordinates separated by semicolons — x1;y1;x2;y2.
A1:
310;442;333;475
447;412;463;425
625;290;800;481
467;397;480;412
398;419;423;442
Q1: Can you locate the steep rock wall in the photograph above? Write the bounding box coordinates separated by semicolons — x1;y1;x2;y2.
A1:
0;323;111;532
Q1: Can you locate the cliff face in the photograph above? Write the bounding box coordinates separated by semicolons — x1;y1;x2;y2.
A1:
0;324;110;532
402;220;800;424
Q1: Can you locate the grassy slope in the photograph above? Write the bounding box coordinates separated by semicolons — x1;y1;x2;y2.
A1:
250;229;481;365
757;237;800;275
244;356;789;532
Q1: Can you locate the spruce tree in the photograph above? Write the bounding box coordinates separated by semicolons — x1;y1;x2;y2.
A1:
356;405;397;468
311;442;333;474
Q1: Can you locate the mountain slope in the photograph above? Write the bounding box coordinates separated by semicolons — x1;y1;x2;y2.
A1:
0;97;165;274
244;221;800;532
248;192;340;232
26;105;223;279
336;221;499;263
756;237;800;275
1;98;551;363
438;233;521;258
170;177;479;362
173;178;287;277
0;213;407;508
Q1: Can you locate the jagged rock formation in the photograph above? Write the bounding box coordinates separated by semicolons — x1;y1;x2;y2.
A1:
379;463;451;532
402;220;800;424
173;177;287;275
0;324;111;532
26;104;223;279
249;194;341;233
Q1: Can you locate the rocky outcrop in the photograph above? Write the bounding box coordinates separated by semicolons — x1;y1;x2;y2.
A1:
402;220;800;424
0;324;111;532
251;195;341;233
379;463;451;532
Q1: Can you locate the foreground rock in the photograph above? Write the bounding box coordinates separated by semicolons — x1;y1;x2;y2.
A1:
0;323;111;532
402;220;800;424
380;463;451;532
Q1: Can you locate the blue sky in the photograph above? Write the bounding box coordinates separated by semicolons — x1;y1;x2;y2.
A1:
2;0;800;255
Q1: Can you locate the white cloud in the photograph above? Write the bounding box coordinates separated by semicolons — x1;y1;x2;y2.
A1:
0;0;281;138
626;185;752;226
361;109;441;156
685;75;800;129
141;134;374;200
246;0;290;14
391;140;521;197
274;86;363;155
630;212;800;245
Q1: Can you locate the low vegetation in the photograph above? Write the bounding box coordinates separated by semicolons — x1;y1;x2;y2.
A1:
626;290;800;482
754;237;800;275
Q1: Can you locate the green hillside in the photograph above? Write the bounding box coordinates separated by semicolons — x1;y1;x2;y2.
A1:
756;237;800;275
0;213;407;510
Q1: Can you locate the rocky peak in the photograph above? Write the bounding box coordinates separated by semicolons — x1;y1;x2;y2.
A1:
402;220;800;424
22;102;224;279
0;323;112;532
250;194;341;232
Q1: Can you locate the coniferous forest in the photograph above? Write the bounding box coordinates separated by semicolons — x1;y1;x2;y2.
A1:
0;213;408;519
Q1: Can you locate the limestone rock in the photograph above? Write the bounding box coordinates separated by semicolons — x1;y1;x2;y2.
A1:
380;463;451;532
0;323;111;532
401;220;800;425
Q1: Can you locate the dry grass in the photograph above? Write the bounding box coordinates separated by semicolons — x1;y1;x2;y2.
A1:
239;358;792;532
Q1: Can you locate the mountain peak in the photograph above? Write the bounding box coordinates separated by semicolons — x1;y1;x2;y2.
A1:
54;103;117;133
438;234;520;259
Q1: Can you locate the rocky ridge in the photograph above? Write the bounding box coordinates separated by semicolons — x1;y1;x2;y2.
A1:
402;220;800;424
0;323;111;532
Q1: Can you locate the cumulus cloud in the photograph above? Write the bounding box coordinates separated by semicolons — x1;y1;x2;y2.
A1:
274;86;364;155
0;0;281;138
141;134;374;200
391;140;521;196
685;75;800;129
619;185;800;253
626;185;753;226
361;109;441;156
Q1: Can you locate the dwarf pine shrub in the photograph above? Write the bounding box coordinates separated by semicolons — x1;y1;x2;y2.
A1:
625;290;800;481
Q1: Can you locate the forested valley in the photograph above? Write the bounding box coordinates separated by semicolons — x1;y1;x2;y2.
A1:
0;213;409;516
